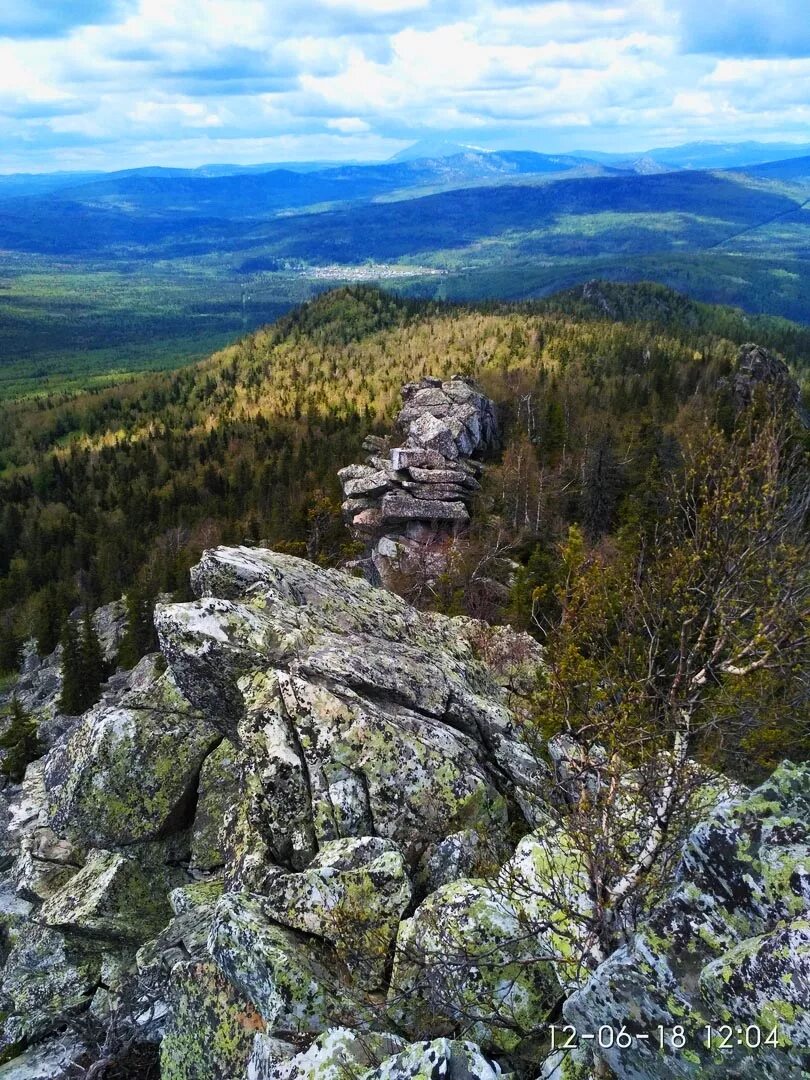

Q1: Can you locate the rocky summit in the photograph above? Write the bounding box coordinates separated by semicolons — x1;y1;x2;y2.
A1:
0;545;806;1079
338;375;498;587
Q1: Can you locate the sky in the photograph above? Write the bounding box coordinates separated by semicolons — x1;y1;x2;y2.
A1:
1;0;809;173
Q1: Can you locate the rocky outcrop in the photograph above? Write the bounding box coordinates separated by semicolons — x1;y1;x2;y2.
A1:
732;343;806;419
564;761;810;1079
338;376;498;587
0;542;806;1080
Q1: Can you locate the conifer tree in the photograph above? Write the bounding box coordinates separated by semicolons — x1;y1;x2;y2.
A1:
58;618;84;715
118;585;157;670
80;611;106;705
58;613;105;715
0;697;42;783
0;621;21;675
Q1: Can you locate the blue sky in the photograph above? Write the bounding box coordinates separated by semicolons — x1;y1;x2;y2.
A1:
1;0;808;172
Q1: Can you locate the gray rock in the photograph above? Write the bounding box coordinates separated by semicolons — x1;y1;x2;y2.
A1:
190;738;240;872
405;412;461;460
366;1038;504;1080
343;471;394;499
260;837;412;986
731;342;807;423
563;761;810;1079
0;1034;87;1080
388;872;560;1055
0;925;101;1046
44;668;220;847
39;848;177;944
380;493;469;523
401;483;471;502
12;826;82;903
252;1028;407;1080
159;958;267;1080
338;376;497;589
208;891;352;1033
390;447;448;471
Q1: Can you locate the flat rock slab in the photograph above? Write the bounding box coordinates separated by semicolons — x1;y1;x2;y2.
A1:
381;493;469;523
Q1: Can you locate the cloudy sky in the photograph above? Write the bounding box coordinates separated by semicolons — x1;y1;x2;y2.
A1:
2;0;809;172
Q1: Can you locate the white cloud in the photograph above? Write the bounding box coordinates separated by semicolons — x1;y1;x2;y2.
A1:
2;0;808;171
326;116;371;132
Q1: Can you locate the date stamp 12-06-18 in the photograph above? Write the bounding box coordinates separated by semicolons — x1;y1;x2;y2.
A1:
549;1022;788;1055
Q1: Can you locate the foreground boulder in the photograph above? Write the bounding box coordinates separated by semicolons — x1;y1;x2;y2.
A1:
564;761;810;1079
156;546;542;884
44;662;220;847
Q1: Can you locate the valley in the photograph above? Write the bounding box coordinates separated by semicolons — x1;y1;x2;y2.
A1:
1;148;809;398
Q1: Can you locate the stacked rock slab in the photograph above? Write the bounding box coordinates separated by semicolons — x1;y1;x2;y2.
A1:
338;376;498;587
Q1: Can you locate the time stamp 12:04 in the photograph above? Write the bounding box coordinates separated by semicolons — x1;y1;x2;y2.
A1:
549;1023;786;1053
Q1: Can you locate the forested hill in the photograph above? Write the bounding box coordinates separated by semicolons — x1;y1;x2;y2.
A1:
0;281;808;668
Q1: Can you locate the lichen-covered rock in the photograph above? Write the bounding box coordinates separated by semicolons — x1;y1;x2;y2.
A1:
134;888;224;1042
388;874;559;1055
157;548;541;875
563;761;810;1079
44;667;220;847
730;342;808;423
0;1034;87;1079
247;1034;299;1080
501;826;594;993
699;918;810;1046
365;1038;504;1080
159;959;266;1080
190;738;241;872
0;925;101;1047
208;892;354;1035
420;829;488;893
39;848;177;944
251;1027;406;1080
261;837;412;987
11;826;82;903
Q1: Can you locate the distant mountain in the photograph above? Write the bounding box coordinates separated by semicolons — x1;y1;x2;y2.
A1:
0;171;105;200
388;139;489;162
572;141;810;171
649;141;810;170
0;166;801;262
730;154;810;182
25;150;613;222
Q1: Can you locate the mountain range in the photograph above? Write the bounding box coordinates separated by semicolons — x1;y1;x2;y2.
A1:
0;138;809;397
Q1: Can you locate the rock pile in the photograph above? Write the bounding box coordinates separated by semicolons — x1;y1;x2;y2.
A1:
0;545;807;1080
338;375;498;586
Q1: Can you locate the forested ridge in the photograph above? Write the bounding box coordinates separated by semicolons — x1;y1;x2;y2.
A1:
1;281;808;684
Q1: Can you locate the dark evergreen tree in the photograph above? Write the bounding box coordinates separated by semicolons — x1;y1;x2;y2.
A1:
80;611;106;705
0;622;21;675
118;584;158;670
0;697;42;783
58;618;84;715
33;585;63;657
582;434;624;542
58;613;105;715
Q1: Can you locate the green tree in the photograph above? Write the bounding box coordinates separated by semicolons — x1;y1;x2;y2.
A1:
118;584;157;670
529;413;809;967
58;613;106;716
58;618;85;716
581;433;624;541
0;697;42;783
0;621;21;675
80;611;106;705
